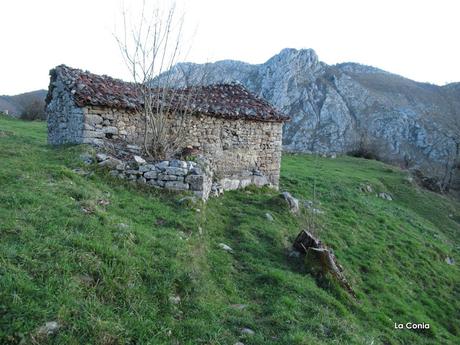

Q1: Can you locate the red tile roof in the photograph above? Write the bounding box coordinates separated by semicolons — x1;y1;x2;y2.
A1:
46;65;289;122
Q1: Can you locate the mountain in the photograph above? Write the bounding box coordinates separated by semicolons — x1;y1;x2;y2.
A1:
160;49;460;191
0;89;47;118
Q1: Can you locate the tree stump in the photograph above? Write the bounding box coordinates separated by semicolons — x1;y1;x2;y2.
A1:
293;230;356;298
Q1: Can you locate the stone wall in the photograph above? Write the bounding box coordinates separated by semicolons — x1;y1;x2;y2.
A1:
177;114;283;188
81;106;283;188
96;153;212;199
49;100;283;190
47;82;84;145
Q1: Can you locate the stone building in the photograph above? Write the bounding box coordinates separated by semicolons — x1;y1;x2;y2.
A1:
46;65;289;196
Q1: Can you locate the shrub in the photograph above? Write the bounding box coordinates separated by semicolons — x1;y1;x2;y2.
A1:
20;99;46;121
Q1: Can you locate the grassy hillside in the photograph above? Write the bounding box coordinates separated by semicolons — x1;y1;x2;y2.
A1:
1;115;459;345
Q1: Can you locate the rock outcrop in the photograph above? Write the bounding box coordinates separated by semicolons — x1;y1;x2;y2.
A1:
160;48;460;191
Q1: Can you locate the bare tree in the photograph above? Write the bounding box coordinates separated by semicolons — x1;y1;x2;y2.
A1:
115;1;198;159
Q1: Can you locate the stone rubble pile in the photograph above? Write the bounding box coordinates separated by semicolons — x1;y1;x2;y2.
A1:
95;153;212;199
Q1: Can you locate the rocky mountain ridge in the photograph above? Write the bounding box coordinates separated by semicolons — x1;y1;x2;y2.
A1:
162;48;460;190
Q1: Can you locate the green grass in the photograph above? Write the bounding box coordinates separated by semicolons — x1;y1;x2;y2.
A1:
1;115;459;344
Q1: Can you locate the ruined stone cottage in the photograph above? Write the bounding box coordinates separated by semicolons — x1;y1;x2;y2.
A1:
46;65;289;198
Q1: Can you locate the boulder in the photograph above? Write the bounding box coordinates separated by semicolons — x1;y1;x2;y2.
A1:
282;192;300;213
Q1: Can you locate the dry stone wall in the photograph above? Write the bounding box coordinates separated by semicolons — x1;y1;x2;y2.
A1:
97;153;212;200
80;108;283;189
49;100;283;192
175;114;283;188
47;82;84;145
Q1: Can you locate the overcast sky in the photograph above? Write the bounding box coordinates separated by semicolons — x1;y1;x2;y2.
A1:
1;0;459;95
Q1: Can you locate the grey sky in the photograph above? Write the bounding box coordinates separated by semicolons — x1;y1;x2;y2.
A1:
1;0;459;95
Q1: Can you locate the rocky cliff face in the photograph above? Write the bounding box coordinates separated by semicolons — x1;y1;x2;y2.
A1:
162;48;460;190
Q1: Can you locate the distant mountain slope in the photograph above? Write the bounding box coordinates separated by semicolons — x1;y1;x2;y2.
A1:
160;49;460;191
0;89;47;117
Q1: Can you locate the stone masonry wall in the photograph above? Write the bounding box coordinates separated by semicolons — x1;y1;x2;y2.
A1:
81;107;283;189
49;100;283;190
96;153;212;200
175;114;283;188
47;82;84;145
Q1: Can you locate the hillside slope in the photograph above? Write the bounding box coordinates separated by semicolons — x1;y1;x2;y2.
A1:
0;116;459;345
160;49;460;190
0;90;47;118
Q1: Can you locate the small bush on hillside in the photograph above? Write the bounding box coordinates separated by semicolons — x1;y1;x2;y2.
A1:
20;99;46;121
347;146;380;160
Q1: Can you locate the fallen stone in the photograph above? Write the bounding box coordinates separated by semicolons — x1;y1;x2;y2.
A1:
230;304;248;310
133;155;146;164
72;168;90;176
99;157;122;169
218;243;233;252
178;196;198;205
96;153;108;162
34;321;60;340
169;295;181;304
282;192;300;214
445;257;455;265
378;192;393;201
240;328;255;336
265;212;274;221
